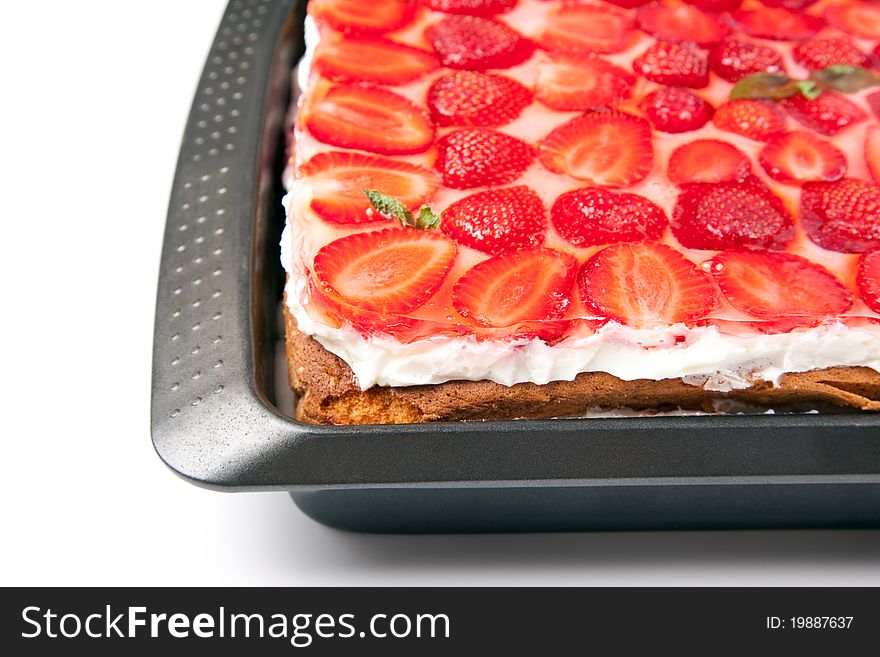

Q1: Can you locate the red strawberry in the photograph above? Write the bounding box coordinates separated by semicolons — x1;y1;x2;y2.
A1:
640;87;713;133
299;151;439;225
606;0;651;7
857;250;880;314
425;15;533;70
313;38;438;85
427;70;531;127
441;186;546;255
637;2;728;47
538;4;634;55
313;228;458;314
453;248;578;328
304;84;434;155
667;140;751;185
704;250;853;323
421;0;516;16
310;0;417;35
792;36;869;71
539;110;653;186
435;128;535;189
867;126;880;184
758;131;846;184
535;56;634;111
800;178;880;253
761;0;817;8
684;0;742;10
551;188;668;247
825;3;880;39
780;92;867;136
708;39;785;83
869;92;880;121
713;99;786;141
672;176;794;250
632;41;708;88
579;242;718;327
731;7;823;41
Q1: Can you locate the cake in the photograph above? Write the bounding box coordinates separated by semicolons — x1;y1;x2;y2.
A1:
281;0;880;424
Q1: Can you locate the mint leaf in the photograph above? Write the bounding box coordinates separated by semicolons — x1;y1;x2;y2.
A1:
793;80;822;100
416;205;442;230
730;73;820;101
364;190;440;230
811;66;880;94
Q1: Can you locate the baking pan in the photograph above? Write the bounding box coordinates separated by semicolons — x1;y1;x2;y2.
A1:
151;0;880;532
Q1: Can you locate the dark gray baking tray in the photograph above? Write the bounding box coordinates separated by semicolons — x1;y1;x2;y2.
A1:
151;0;880;532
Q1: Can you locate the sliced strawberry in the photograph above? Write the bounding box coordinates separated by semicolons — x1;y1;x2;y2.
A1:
684;0;742;10
425;15;533;70
761;0;817;8
313;38;438;85
667;140;751;185
800;178;880;253
435;128;535;189
758;131;846;184
704;250;853;323
313;228;457;314
539;109;653;186
867;126;880;184
427;70;531;127
551;188;668;247
825;3;880;39
606;0;651;7
637;2;728;47
792;36;869;71
869;92;880;121
310;0;417;35
640;87;713;134
731;7;823;41
304;84;434;155
713;99;787;141
300;151;439;225
671;176;794;250
535;56;634;111
538;4;634;55
453;248;578;329
421;0;516;16
857;250;880;314
780;91;867;137
632;41;708;88
579;242;717;327
441;186;546;255
708;39;785;83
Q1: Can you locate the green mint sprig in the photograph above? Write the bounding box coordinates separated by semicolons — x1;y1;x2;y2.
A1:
364;190;441;230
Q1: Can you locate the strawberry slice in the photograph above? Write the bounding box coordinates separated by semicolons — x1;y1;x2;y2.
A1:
304;84;434;155
453;248;578;329
310;0;417;35
640;87;713;133
667;140;751;185
421;0;516;16
425;15;534;70
606;0;651;6
825;3;880;39
435;128;535;189
535;56;634;111
713;99;786;141
632;41;708;88
579;242;718;327
441;186;546;255
427;70;532;127
704;250;853;323
313;38;438;85
869;92;880;121
539;110;653;186
867;126;880;184
800;178;880;253
551;188;668;247
758;131;846;184
731;7;823;41
299;151;439;225
708;39;785;83
313;228;457;315
792;36;869;71
780;92;867;137
684;0;742;10
672;176;794;250
857;250;880;314
637;2;728;47
761;0;817;7
538;4;634;55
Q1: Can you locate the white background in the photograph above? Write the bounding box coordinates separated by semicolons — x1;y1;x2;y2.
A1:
2;0;879;586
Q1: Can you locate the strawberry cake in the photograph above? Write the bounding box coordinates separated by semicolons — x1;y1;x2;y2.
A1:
281;0;880;424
